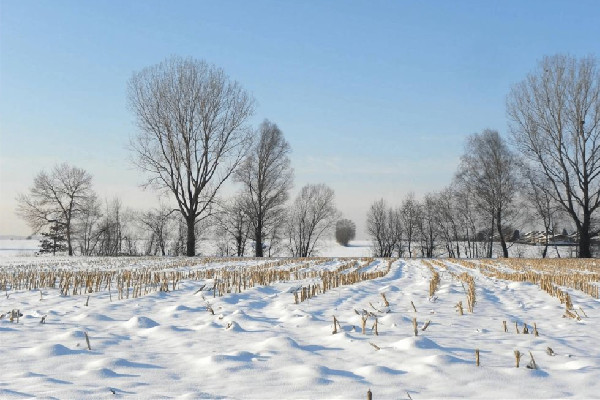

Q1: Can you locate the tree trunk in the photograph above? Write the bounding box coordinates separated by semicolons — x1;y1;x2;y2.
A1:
578;217;592;258
255;222;263;257
186;216;196;257
66;225;73;256
488;213;494;258
496;209;508;258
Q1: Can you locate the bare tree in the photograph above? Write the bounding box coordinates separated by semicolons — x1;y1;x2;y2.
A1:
235;119;293;257
128;56;255;256
335;218;356;247
215;194;252;257
401;193;419;258
508;54;600;258
456;129;519;258
434;187;462;258
418;194;438;258
522;166;566;258
74;193;102;256
16;163;94;256
287;184;339;257
95;198;136;256
367;199;401;257
137;204;175;256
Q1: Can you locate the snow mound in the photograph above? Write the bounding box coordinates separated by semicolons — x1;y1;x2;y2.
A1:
124;316;159;329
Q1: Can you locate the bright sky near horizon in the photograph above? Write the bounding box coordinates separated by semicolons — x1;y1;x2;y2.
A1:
1;0;599;238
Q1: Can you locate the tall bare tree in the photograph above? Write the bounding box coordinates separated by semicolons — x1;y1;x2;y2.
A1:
508;54;600;258
235;119;293;256
456;129;519;258
16;163;94;256
128;56;254;256
287;184;339;257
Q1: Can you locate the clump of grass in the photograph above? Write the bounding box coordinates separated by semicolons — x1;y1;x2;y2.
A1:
412;317;418;337
502;320;508;332
475;349;480;366
514;350;521;367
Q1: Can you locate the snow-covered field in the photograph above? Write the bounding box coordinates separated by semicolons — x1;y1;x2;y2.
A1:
1;255;599;399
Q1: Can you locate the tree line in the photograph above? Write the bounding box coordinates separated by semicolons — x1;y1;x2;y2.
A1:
16;54;600;258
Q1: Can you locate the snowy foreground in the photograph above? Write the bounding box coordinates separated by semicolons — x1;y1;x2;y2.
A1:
1;256;599;399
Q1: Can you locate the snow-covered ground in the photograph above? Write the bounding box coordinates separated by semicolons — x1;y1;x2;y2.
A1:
1;256;599;399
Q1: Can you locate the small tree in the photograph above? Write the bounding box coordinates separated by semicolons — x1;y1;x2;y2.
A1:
367;199;402;257
39;223;68;255
335;219;356;246
215;194;252;257
287;184;339;257
137;204;175;256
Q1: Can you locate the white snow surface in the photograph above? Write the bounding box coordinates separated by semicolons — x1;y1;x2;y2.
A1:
1;257;599;399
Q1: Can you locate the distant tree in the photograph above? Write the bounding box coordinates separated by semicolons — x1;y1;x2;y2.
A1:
215;194;252;257
522;167;561;258
95;198;137;256
16;163;94;256
508;54;600;258
128;56;255;256
137;204;175;256
39;223;68;255
74;194;102;256
511;229;520;242
235;119;293;257
287;184;339;257
401;193;419;258
335;219;356;246
367;199;402;257
456;130;520;258
418;194;438;258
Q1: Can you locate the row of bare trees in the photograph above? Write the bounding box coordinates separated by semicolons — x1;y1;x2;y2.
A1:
368;54;600;258
16;54;600;258
18;57;340;257
126;56;340;257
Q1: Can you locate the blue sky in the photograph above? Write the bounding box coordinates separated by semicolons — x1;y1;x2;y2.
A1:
1;0;599;237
